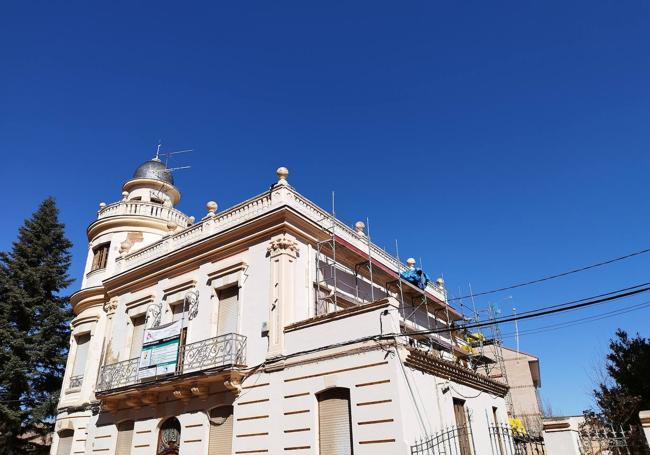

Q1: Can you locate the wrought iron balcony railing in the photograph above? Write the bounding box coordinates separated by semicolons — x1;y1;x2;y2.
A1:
96;333;246;393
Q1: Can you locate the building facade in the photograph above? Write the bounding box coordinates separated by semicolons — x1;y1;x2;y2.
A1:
52;158;509;455
498;347;543;433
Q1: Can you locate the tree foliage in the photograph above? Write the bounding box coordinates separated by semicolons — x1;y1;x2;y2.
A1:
593;329;650;425
0;197;73;454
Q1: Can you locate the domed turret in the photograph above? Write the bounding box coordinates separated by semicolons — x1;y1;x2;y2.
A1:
83;149;192;288
132;158;174;185
122;155;180;206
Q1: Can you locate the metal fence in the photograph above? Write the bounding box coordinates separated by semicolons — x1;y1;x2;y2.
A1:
489;423;545;455
579;423;650;455
96;333;246;392
411;425;475;455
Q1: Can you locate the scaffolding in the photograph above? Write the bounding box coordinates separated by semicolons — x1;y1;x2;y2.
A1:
311;193;464;357
463;300;514;417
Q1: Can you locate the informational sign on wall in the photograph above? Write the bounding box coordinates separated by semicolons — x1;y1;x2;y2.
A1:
138;320;182;380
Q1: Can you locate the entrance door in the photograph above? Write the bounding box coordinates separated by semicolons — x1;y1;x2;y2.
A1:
453;398;472;455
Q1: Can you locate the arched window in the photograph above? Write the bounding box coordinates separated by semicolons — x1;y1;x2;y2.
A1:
317;388;354;455
157;417;181;455
208;406;233;455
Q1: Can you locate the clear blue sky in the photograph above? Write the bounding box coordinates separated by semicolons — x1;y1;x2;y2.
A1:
1;1;649;417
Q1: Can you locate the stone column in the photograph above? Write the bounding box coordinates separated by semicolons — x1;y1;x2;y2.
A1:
641;410;650;446
266;233;299;363
542;416;584;455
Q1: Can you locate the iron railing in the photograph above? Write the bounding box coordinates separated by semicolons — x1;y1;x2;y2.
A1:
96;357;140;392
489;423;545;455
579;423;650;455
411;425;475;455
96;333;246;392
68;375;83;389
180;333;246;373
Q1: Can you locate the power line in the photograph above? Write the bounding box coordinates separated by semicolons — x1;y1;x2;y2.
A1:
399;282;650;338
499;300;650;340
448;248;650;302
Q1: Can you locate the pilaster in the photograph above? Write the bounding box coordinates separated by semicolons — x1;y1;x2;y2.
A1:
266;233;299;362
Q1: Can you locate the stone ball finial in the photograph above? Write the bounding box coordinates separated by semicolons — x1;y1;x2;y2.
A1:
121;191;129;200
206;201;218;215
276;167;289;184
435;277;445;288
188;216;196;225
99;202;106;209
354;221;366;236
406;258;416;268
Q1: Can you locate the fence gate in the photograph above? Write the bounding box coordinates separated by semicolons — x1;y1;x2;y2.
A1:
489;423;546;455
579;424;650;455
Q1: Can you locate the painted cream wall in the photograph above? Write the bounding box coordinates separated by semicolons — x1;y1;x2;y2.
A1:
55;169;510;455
393;346;508;451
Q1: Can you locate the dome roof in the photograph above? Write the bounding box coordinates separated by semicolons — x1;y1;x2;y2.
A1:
132;159;174;185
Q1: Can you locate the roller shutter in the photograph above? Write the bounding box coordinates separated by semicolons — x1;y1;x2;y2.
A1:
56;430;74;455
318;388;353;455
129;316;146;358
115;421;133;455
208;406;233;455
217;287;239;335
72;333;90;377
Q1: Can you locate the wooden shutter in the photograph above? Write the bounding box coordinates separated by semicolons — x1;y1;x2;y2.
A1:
72;333;90;377
217;287;239;335
318;388;353;455
129;316;146;358
56;430;74;455
92;243;110;271
115;421;134;455
453;398;472;455
208;406;233;455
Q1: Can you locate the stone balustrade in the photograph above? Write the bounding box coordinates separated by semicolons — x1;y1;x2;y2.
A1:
97;200;191;227
113;186;446;302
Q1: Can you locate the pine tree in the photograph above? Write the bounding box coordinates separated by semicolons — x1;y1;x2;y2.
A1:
0;197;73;454
593;329;650;425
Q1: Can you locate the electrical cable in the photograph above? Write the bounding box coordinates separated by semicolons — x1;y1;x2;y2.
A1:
386;282;650;338
498;300;650;340
447;248;650;302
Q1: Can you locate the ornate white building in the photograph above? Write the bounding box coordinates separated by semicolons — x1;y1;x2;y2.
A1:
52;157;509;455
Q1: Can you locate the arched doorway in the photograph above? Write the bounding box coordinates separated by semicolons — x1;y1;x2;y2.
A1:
157;417;181;455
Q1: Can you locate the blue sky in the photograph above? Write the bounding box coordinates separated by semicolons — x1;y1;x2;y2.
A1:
1;1;649;416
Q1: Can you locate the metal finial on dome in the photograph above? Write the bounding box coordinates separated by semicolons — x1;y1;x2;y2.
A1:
276;167;289;185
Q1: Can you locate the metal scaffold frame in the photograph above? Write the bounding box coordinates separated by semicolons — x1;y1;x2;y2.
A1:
311;191;460;354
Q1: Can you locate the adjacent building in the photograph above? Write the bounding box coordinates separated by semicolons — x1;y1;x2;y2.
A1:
52;156;510;455
498;347;543;434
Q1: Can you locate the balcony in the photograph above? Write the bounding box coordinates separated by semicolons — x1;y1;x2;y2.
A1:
96;200;191;226
95;333;246;397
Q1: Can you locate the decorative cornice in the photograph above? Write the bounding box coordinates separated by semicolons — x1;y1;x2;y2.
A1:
404;347;509;398
284;298;396;333
70;286;106;315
